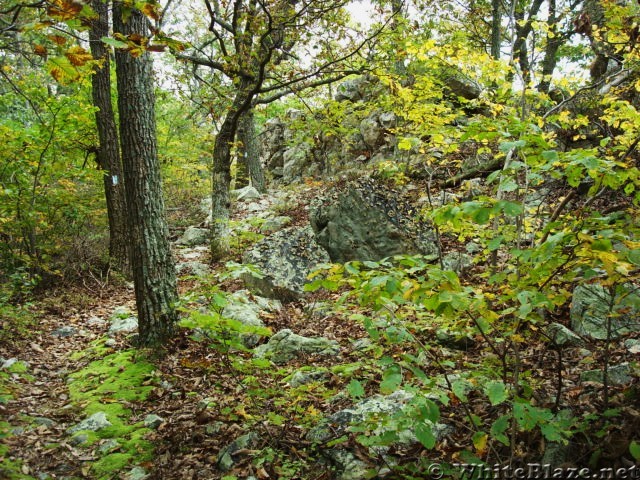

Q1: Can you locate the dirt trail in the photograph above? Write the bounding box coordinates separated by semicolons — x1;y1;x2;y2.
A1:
1;286;136;478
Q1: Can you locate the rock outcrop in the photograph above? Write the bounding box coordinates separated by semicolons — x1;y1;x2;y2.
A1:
310;177;439;262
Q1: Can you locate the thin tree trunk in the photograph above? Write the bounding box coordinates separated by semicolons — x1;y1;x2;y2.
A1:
537;0;561;93
113;2;179;347
211;86;253;261
490;0;501;59
88;0;129;274
237;109;266;193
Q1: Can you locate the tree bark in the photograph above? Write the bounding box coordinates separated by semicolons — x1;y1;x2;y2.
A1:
237;109;266;193
113;3;179;347
537;0;561;93
88;0;129;274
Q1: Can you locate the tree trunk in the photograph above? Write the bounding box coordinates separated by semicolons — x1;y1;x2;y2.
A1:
113;3;179;347
210;88;253;261
88;0;129;274
237;109;266;193
537;0;561;93
490;0;501;59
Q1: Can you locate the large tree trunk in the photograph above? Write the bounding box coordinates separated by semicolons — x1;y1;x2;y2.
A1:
88;0;129;274
113;3;179;347
537;0;561;93
237;109;266;193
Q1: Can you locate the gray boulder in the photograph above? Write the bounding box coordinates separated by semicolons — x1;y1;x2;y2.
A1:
570;284;640;340
242;226;330;301
175;261;210;277
335;76;369;102
310;177;439;263
442;70;482;100
360;115;383;148
282;144;313;183
254;329;339;364
177;226;209;246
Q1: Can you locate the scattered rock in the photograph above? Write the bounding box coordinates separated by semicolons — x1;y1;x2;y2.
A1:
282;144;313;183
176;261;211;277
254;329;340;364
176;226;209;247
52;326;77;337
335;75;371;102
33;417;56;428
143;414;164;429
219;290;279;347
307;390;449;479
288;369;330;387
435;329;476;350
570;284;640;340
218;432;260;472
98;439;121;454
233;185;261;202
109;316;138;335
67;412;112;434
581;363;635;385
104;338;117;347
441;252;473;274
260;215;292;233
625;339;640;354
125;466;149;480
310;177;439;263
87;316;106;326
546;323;585;347
242;226;330;301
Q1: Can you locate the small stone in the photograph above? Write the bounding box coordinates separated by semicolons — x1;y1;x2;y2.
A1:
125;466;149;480
143;414;164;429
176;226;209;247
625;339;640;354
87;316;105;326
67;412;112;434
52;326;77;337
254;329;340;364
218;432;260;472
98;439;121;453
581;363;635;385
233;185;261;202
205;421;224;436
108;316;138;335
288;369;330;387
70;433;89;446
112;306;131;317
104;339;117;347
546;323;586;347
33;417;56;428
11;426;25;435
197;397;215;410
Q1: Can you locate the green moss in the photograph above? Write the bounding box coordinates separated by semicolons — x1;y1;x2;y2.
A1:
0;439;36;479
6;361;28;374
65;348;157;478
91;452;133;478
68;350;155;403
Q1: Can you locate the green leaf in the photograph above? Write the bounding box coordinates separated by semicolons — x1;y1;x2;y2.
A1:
415;421;436;449
380;364;402;394
488;235;503;251
347;379;366;399
484;380;508;405
499;140;525;152
490;415;510;446
628;249;640;265
451;379;468;402
630;441;640;461
470;207;491;224
101;36;130;49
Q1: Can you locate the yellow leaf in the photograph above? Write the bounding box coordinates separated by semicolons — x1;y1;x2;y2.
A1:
47;0;83;20
65;46;93;66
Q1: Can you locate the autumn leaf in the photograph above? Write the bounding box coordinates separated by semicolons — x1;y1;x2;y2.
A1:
65;46;93;66
48;35;67;46
139;1;161;21
47;0;83;20
33;45;47;57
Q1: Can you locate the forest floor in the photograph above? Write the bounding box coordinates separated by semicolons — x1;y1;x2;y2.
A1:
2;181;640;480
